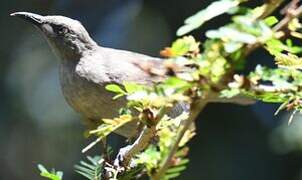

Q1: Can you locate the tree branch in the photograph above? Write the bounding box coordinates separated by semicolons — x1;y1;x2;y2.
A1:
112;107;167;174
152;97;209;180
244;0;284;56
259;0;284;19
273;4;302;32
245;1;302;56
114;125;156;168
208;93;256;105
250;84;298;93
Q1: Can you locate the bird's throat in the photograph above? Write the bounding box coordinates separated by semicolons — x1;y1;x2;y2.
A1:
46;36;97;61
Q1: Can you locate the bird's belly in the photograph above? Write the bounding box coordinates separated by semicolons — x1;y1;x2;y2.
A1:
59;66;125;121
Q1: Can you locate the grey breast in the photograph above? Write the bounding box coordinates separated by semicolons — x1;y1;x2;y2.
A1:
59;58;124;121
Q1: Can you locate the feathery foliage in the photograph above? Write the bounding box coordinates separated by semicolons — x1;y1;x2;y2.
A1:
74;156;103;180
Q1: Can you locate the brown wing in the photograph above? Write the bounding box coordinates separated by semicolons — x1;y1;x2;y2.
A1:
101;47;167;84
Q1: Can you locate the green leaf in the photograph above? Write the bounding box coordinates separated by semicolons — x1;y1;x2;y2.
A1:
105;84;126;94
88;115;133;138
113;94;125;100
171;40;190;56
224;41;243;53
118;165;144;180
163;77;192;91
163;172;181;180
265;38;302;55
177;0;241;36
166;166;187;174
177;159;190;166
74;156;103;180
163;156;189;180
123;82;145;94
254;93;287;103
206;27;257;44
37;164;63;180
264;16;278;26
161;36;200;57
275;53;302;70
134;145;161;173
220;88;241;98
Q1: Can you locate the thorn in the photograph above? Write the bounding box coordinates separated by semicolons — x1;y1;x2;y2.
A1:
288;110;297;125
82;137;102;153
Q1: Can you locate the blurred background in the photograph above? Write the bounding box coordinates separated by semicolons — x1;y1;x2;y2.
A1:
1;0;302;179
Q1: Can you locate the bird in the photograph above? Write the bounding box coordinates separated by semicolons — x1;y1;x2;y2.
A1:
10;12;187;138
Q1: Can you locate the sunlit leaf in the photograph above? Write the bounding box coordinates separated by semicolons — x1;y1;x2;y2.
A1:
206;27;257;44
288;18;302;32
160;36;200;58
177;0;242;36
89;115;133;139
123;82;145;94
264;16;278;26
38;164;63;180
275;53;302;70
220;88;241;98
105;84;126;94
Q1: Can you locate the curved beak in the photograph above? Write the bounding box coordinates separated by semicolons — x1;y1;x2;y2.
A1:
10;12;44;26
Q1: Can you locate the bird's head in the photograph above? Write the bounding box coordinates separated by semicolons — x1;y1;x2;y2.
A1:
11;12;97;59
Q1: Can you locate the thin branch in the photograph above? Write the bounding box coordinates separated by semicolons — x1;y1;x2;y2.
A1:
250;84;297;93
259;0;284;19
273;5;302;32
152;97;209;180
114;125;156;168
279;0;299;15
101;138;111;162
207;93;256;105
244;0;288;56
113;107;167;170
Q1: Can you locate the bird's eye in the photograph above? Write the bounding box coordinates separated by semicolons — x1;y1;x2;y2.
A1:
54;25;67;35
